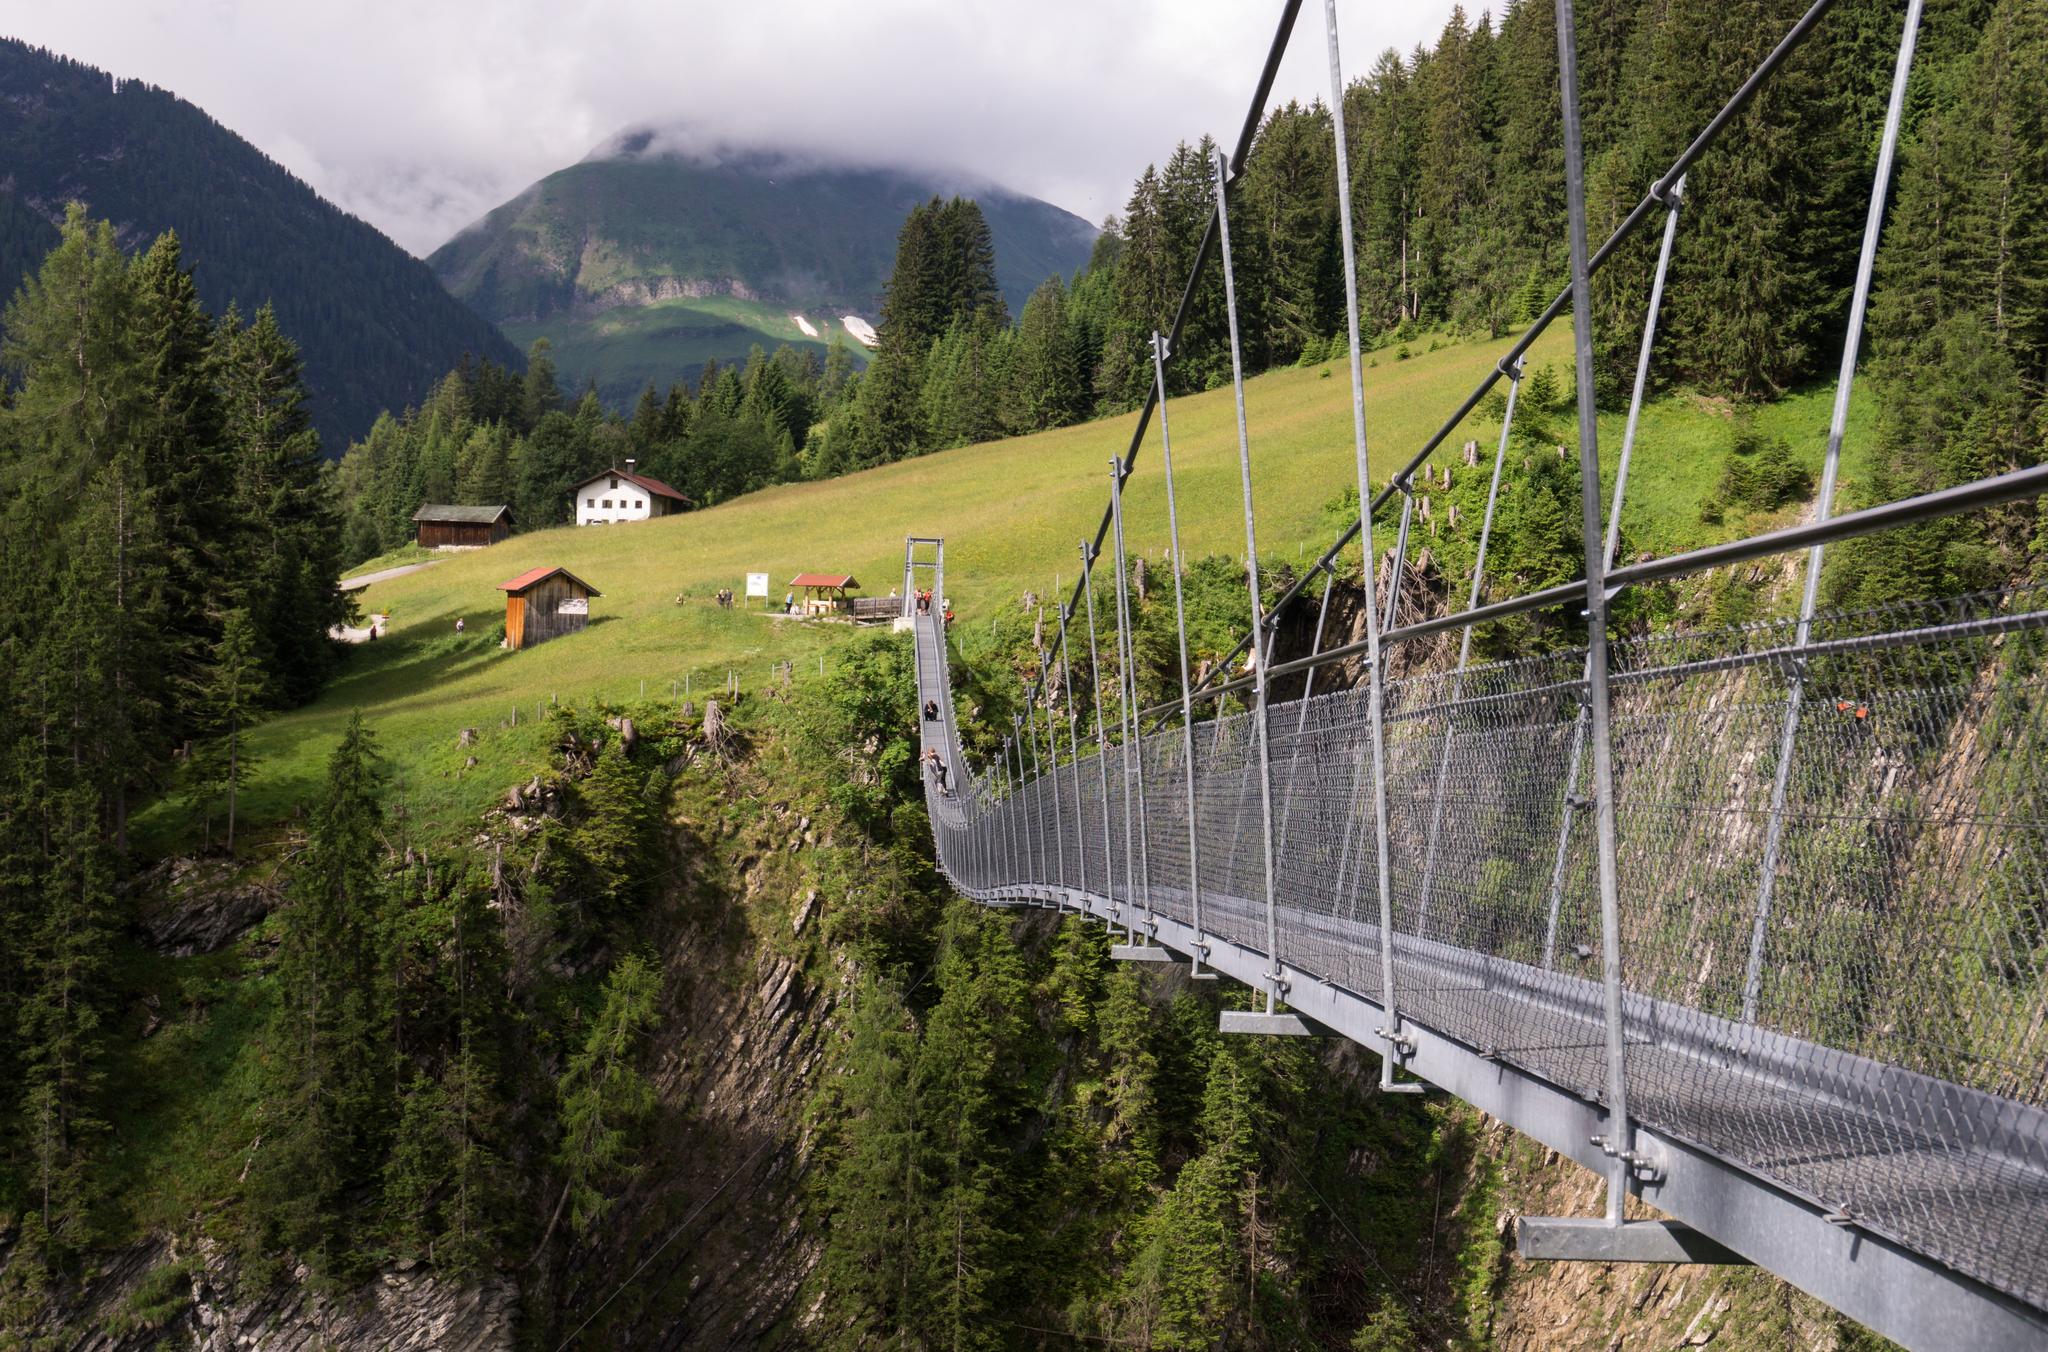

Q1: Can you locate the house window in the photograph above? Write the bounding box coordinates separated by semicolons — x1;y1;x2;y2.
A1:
602;499;612;509
635;500;644;509
609;477;620;490
586;497;594;507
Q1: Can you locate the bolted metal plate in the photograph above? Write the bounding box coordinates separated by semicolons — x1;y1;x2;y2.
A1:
1219;1010;1315;1037
1518;1217;1747;1265
1111;944;1180;963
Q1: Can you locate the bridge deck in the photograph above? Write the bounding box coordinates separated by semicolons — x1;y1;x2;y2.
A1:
910;597;2048;1350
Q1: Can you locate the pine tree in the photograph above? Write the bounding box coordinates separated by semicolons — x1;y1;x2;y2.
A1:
0;204;141;509
15;783;115;1270
185;608;267;853
131;230;233;709
216;303;345;705
817;974;921;1344
551;953;661;1236
520;337;564;430
247;712;392;1279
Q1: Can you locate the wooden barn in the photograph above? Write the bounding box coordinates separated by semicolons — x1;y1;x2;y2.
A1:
414;503;513;548
498;566;601;651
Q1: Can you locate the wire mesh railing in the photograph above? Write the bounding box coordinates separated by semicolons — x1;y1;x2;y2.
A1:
924;587;2048;1311
912;0;2048;1332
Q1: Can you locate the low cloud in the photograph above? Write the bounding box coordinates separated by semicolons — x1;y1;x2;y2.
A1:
12;1;1464;257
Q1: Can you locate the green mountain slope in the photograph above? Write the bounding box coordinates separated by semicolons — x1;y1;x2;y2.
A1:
429;136;1096;404
159;326;1871;850
0;39;520;450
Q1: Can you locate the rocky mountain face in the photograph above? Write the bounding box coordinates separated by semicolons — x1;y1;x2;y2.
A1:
9;694;1884;1349
428;133;1096;406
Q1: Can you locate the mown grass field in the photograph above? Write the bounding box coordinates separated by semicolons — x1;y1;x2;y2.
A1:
143;328;1872;849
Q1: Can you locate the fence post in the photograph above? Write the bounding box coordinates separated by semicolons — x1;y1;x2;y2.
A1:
1152;332;1209;974
1212;148;1285;1016
1039;643;1068;903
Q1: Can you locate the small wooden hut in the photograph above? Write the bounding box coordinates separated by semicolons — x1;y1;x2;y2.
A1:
498;566;601;650
414;503;512;548
790;572;859;617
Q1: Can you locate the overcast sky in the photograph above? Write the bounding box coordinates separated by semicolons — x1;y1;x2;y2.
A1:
10;1;1468;257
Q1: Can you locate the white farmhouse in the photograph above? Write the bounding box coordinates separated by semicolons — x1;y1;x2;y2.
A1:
573;461;693;525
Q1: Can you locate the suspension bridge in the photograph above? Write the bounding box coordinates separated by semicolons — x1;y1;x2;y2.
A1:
906;0;2048;1346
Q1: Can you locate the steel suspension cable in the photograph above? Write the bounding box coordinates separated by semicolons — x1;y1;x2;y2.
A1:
1080;541;1118;919
1109;455;1156;941
1180;0;1844;708
1741;0;1925;1024
1325;0;1414;1091
1554;0;1636;1227
1212;146;1287;1016
1151;332;1211;973
1412;361;1521;941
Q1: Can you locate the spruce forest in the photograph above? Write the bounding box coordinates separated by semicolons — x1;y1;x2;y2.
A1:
0;0;2043;1345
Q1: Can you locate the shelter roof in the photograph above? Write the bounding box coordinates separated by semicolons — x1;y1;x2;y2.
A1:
498;565;602;596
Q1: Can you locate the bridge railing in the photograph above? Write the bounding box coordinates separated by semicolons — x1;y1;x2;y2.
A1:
910;0;2048;1338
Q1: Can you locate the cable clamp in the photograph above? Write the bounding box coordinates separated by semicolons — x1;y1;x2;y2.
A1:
1649;175;1687;210
1376;1026;1417;1056
1496;355;1524;382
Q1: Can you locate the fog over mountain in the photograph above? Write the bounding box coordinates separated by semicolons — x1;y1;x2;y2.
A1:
3;0;1466;255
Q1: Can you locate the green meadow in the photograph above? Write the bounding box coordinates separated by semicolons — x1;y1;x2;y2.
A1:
155;327;1870;848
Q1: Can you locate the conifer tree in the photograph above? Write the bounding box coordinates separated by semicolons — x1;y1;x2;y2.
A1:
1009;275;1086;431
15;784;115;1269
185;608;267;853
248;712;392;1279
551;953;661;1235
817;974;921;1344
216;303;344;705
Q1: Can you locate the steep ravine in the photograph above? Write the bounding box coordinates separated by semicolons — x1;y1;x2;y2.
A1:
13;679;1888;1349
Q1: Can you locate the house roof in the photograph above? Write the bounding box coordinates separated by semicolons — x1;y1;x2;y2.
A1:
498;565;602;597
791;573;858;589
413;503;511;524
573;467;693;506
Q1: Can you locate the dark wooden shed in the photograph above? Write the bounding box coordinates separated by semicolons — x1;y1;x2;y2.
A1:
414;503;513;548
498;566;601;651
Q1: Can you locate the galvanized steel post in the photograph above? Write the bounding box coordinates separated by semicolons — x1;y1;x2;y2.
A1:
1081;541;1118;922
1109;455;1156;939
1213;147;1286;1013
1057;601;1088;902
1152;332;1210;971
1543;150;1686;973
1327;0;1416;1089
1556;0;1634;1224
1414;362;1520;938
1741;0;1924;1025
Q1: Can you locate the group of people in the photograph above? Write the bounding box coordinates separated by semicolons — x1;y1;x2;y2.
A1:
714;587;735;609
912;589;956;625
922;746;950;795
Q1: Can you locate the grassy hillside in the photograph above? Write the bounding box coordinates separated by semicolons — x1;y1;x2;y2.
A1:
502;296;864;410
148;328;1871;851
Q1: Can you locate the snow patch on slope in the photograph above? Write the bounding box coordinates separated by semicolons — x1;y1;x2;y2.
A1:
840;315;878;348
791;313;820;338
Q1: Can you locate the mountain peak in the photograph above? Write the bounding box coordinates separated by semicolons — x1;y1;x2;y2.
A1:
428;133;1095;405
